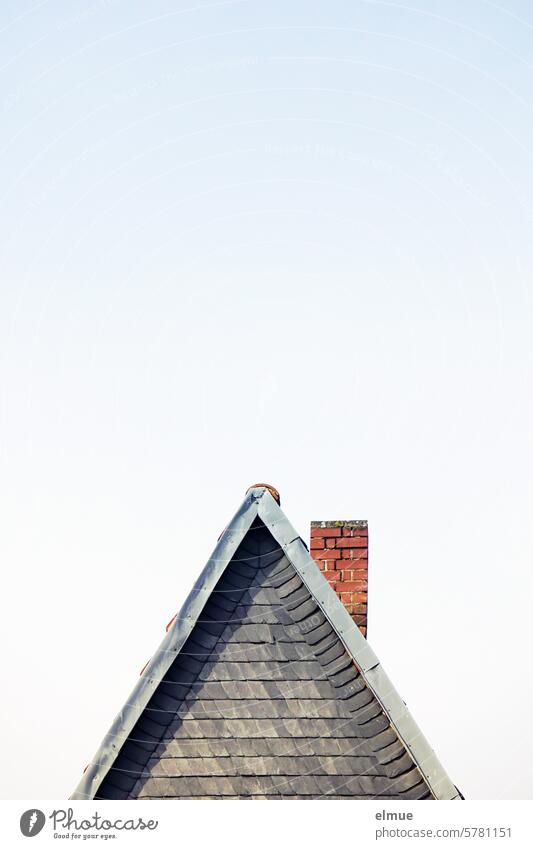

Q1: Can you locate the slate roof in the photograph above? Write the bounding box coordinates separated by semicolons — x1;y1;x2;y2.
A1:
72;487;460;800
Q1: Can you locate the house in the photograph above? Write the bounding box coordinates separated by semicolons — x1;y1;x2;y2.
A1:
72;484;461;800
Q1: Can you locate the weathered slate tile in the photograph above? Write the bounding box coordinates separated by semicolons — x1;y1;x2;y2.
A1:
368;728;398;752
281;579;311;602
328;663;360;688
304;620;335;645
285;597;316;620
259;554;291;578
204;592;235;613
344;688;376;713
226;560;258;580
134;715;166;739
384;751;416;779
95;782;129;800
148;690;182;714
118;740;153;766
373;738;405;763
351;699;384;725
315;641;346;667
186;626;219;650
219;623;273;643
103;768;138;792
241;585;281;606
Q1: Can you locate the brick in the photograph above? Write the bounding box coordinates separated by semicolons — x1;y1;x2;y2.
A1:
342;549;368;559
310;526;342;538
340;559;368;570
343;603;367;617
336;581;358;593
340;577;368;590
340;598;368;613
336;537;368;548
336;583;368;597
340;570;367;582
322;571;339;582
311;523;369;636
313;560;340;572
312;549;341;561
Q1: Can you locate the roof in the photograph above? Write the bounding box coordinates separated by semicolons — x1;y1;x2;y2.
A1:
72;486;460;800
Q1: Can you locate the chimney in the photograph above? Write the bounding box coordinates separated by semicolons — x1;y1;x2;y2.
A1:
310;520;369;636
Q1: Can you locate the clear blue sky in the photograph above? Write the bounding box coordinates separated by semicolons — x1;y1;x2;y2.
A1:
1;0;532;799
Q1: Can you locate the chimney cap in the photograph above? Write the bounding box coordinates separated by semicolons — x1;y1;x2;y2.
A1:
310;520;367;528
246;483;280;504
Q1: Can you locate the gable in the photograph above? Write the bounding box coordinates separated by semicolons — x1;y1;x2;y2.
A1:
73;486;459;801
95;519;431;799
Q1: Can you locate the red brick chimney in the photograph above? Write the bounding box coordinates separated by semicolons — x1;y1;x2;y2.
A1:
310;521;369;636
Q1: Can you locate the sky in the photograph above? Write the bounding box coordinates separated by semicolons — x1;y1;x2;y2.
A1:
1;0;532;800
